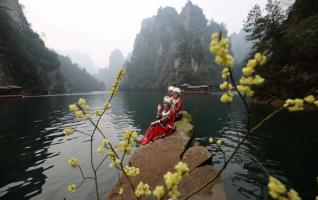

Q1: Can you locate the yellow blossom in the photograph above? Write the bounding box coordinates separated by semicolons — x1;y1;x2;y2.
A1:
253;75;265;85
119;188;123;195
95;109;102;117
68;184;77;193
221;72;230;79
97;146;104;153
174;161;189;175
102;138;109;146
109;158;121;168
211;32;220;40
104;102;111;110
215;56;223;65
220;38;230;48
78;98;87;106
75;111;83;119
69;104;78;112
284;99;304;112
135;182;151;197
153;186;164;200
208;137;214;143
246;59;257;69
287;189;301;200
303;95;315;104
242;67;255;76
216;139;222;145
210;45;220;54
164;171;181;190
314;100;318;107
124;166;140;176
119;140;131;154
68;157;78;168
64;127;73;136
254;53;267;65
268;176;287;199
109;68;126;97
219;81;232;90
220;93;233;103
85;114;91;120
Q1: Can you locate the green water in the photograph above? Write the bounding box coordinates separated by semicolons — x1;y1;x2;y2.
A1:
0;91;317;200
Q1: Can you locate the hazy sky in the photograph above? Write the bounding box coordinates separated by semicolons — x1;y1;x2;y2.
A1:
19;0;267;68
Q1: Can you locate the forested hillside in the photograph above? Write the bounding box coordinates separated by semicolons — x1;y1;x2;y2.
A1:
0;0;104;95
244;0;318;100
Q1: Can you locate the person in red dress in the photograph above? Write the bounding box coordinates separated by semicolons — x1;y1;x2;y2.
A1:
171;87;183;120
140;99;175;145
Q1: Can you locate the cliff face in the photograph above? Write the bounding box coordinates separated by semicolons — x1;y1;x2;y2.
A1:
0;0;104;94
0;0;28;29
122;2;228;90
0;0;65;94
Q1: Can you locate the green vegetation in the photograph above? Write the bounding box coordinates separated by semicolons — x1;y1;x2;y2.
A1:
123;2;228;90
244;0;318;100
0;8;64;94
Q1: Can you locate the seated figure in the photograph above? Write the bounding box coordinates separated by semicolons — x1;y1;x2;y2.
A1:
171;87;183;120
140;99;175;145
163;86;175;103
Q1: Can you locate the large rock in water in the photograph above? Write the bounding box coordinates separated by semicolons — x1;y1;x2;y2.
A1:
106;111;226;200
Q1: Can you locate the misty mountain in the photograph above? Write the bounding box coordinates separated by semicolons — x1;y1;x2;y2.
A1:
58;55;105;92
95;49;125;89
122;2;228;90
64;50;98;75
230;29;252;65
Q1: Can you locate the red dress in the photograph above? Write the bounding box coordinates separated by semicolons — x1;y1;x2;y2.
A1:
171;97;183;120
140;110;175;145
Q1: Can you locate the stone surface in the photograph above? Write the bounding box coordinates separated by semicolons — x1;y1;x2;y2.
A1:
175;111;193;136
106;111;226;200
182;146;212;171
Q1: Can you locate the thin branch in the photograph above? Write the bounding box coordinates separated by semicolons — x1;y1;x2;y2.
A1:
215;144;227;163
229;68;251;115
182;106;285;199
96;155;109;171
75;129;91;137
237;150;270;176
250;107;284;134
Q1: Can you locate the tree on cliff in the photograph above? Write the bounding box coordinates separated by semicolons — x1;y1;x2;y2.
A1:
244;0;318;100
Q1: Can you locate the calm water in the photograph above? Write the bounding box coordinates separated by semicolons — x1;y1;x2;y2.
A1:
0;91;317;200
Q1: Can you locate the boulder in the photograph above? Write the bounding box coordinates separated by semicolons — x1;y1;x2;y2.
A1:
106;111;226;200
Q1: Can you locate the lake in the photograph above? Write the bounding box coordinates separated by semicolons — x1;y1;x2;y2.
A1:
0;91;317;200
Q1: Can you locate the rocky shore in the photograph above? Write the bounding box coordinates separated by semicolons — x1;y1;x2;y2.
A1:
106;111;226;200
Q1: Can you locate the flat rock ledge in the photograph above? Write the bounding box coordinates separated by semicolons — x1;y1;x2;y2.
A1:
106;111;226;200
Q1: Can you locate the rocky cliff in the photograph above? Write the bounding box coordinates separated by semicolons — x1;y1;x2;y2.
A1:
122;2;228;90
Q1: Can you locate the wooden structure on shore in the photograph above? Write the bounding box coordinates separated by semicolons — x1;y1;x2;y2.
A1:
180;83;211;93
0;85;23;98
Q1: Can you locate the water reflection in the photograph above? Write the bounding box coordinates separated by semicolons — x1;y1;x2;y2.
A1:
0;97;69;199
0;92;317;200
